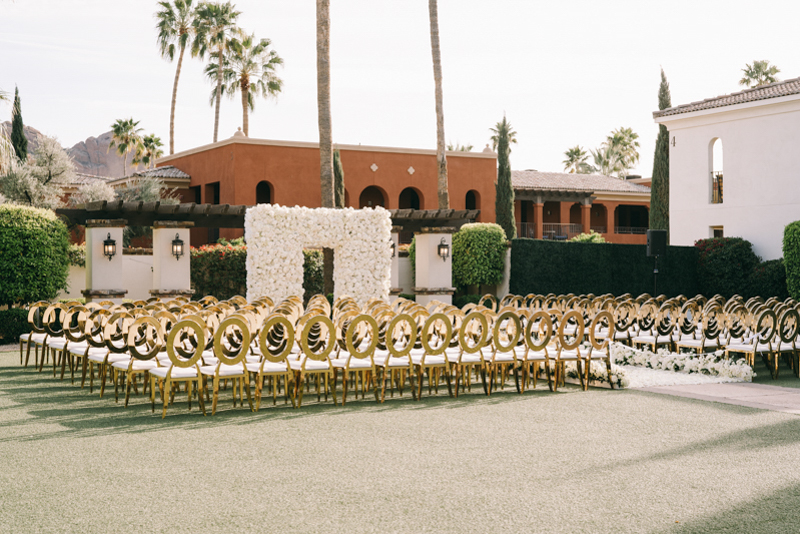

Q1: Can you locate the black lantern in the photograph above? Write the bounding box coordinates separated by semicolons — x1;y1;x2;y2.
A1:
172;233;184;260
390;241;396;258
437;238;450;262
103;232;116;261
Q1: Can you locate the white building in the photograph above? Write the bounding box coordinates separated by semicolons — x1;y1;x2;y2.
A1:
654;77;800;260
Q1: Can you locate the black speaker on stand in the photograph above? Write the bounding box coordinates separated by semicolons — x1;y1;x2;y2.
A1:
647;230;667;295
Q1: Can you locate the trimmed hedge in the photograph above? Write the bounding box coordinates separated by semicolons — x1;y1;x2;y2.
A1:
0;308;30;343
695;238;760;299
510;238;699;297
190;244;323;302
452;223;507;291
749;259;788;300
0;205;70;306
784;221;800;299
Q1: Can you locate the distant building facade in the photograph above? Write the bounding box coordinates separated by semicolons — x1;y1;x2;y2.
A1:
654;77;800;260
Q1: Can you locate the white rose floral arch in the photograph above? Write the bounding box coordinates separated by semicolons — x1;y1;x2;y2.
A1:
244;204;392;305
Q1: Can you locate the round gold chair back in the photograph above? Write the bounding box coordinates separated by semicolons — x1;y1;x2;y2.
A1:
493;310;521;352
166;319;206;368
345;315;379;359
103;311;135;354
458;311;489;354
385;314;417;358
27;301;50;334
258;315;295;363
525;311;552;352
300;315;335;361
43;303;68;337
63;305;90;343
778;309;800;345
127;316;164;361
558;310;585;351
754;309;777;344
84;309;112;348
213;315;251;365
421;313;453;356
589;311;615;350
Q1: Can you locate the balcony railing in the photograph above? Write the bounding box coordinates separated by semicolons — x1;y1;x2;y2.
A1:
711;171;723;204
517;223;536;238
615;226;648;235
542;223;582;240
590;225;607;234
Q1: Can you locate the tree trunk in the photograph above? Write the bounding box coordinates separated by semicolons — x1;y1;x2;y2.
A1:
122;149;127;177
213;46;224;143
241;82;249;136
429;0;449;209
316;0;334;209
169;45;185;155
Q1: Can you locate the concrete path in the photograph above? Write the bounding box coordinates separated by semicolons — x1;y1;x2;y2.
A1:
638;382;800;415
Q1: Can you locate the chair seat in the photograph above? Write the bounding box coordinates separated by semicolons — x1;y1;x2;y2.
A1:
557;349;581;360
289;359;331;371
149;366;199;379
727;342;773;353
491;351;517;363
585;349;609;359
67;344;92;356
47;338;68;350
26;333;47;344
245;361;289;374
112;360;158;371
447;351;483;364
331;357;373;369
633;335;672;345
374;355;412;368
410;354;446;366
678;339;720;349
523;350;549;361
200;363;246;377
777;342;797;352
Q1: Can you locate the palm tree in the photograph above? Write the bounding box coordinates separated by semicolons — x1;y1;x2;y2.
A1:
133;134;165;169
316;0;334;209
205;32;283;137
155;0;197;155
605;127;640;175
446;141;473;152
193;1;241;143
563;145;591;173
739;60;780;88
490;116;517;153
590;145;624;177
429;0;449;208
108;118;144;176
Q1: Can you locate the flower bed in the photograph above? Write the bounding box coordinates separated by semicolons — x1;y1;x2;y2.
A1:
609;342;755;382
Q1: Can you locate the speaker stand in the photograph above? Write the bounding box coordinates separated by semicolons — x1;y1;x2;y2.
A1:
653;255;659;296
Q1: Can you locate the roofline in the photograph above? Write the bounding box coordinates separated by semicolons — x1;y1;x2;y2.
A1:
653;77;800;120
156;137;498;165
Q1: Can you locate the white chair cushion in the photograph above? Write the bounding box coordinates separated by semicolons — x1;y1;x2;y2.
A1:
289;359;330;371
375;356;412;368
149;366;198;379
112;359;157;371
410;354;446;366
47;338;68;350
200;363;246;377
331;358;372;369
245;361;288;374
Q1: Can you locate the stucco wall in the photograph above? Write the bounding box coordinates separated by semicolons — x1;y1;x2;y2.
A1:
59;255;154;301
658;97;800;260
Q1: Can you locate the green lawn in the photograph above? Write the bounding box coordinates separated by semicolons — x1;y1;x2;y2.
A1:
1;348;800;533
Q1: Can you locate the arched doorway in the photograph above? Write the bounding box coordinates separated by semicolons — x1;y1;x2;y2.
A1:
256;180;272;204
359;186;386;208
399;187;422;210
466;190;481;221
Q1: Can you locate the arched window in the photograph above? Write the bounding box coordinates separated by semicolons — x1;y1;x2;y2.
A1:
359;186;386;208
256;180;272;204
465;190;479;210
399;187;422;210
710;138;723;204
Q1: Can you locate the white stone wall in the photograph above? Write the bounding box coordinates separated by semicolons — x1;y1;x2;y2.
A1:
657;96;800;260
59;255;154;301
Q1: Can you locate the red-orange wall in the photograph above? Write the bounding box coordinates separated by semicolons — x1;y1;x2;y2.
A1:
161;141;497;244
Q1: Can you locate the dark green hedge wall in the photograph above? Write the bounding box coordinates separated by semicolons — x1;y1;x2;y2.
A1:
509;239;699;297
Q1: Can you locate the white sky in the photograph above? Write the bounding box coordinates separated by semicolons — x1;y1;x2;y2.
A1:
1;0;798;178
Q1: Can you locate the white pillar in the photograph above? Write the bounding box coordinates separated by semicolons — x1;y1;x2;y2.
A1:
390;227;402;301
83;219;127;303
151;221;194;300
414;227;455;306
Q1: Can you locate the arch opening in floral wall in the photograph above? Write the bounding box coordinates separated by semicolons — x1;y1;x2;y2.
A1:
244;205;392;305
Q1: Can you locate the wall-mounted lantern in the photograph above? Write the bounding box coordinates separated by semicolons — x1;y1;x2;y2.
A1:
172;233;185;260
390;241;396;258
103;233;117;261
437;238;450;262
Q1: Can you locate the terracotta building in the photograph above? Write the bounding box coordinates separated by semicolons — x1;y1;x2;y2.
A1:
512;170;650;244
155;131;498;245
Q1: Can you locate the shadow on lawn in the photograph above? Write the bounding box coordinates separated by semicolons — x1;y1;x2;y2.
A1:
0;358;572;443
654;481;800;534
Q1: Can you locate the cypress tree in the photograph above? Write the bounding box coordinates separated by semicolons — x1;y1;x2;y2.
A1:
10;86;28;162
493;116;516;240
333;148;345;208
650;69;671;239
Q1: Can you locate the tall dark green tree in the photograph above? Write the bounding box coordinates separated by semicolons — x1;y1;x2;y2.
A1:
333;148;345;208
491;115;516;240
10;87;27;162
650;68;671;239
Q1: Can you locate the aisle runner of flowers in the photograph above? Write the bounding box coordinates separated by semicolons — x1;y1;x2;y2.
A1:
544;343;755;390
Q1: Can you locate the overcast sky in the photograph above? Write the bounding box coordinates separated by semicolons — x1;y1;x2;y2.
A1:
1;0;798;177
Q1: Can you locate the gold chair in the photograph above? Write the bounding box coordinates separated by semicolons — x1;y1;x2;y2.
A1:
332;314;379;405
411;312;454;398
373;313;418;402
449;311;489;396
521;310;554;392
291;315;337;407
552;310;585;391
582;310;617;390
200;314;253;414
248;314;295;410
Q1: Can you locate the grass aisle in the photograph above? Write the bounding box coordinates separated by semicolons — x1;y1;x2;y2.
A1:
1;349;800;533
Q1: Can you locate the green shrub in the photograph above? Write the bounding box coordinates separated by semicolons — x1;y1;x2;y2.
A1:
0;205;69;306
784;221;800;299
191;244;324;302
452;223;507;292
408;237;416;285
67;243;86;267
569;230;606;243
695;238;760;298
0;308;30;343
510;238;698;297
453;294;482;308
398;293;416;301
748;258;788;300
